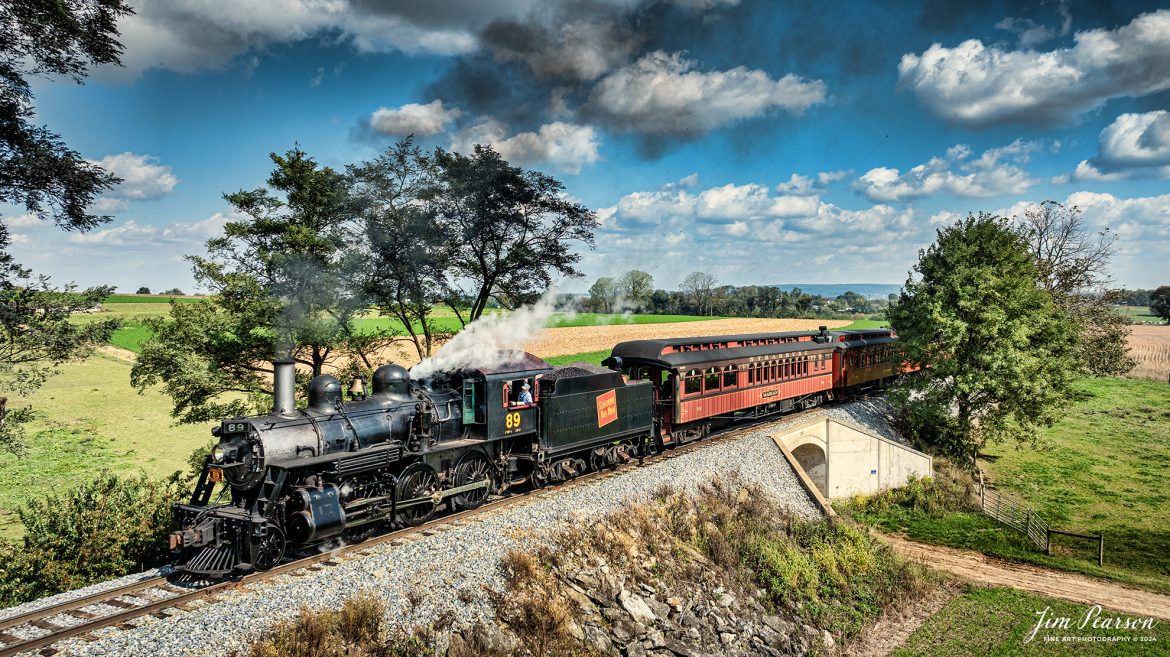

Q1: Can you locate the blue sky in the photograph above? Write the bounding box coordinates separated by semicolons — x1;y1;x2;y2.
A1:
7;0;1170;293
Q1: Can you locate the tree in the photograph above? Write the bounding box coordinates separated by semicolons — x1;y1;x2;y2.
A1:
136;287;151;295
617;270;654;311
888;214;1078;467
348;138;452;360
1152;286;1170;324
1;0;130;446
588;277;618;313
1;0;130;279
133;148;396;424
1018;201;1133;376
162;287;183;296
431;145;598;325
680;272;718;316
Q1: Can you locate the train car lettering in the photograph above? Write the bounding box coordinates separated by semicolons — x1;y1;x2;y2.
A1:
596;390;618;427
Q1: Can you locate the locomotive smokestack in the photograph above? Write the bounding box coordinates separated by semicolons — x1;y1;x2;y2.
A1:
272;358;297;415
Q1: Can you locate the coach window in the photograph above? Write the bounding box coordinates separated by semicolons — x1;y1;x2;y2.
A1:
684;370;701;395
723;366;737;389
704;367;721;393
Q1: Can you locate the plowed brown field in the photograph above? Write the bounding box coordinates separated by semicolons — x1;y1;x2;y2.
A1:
1127;324;1170;382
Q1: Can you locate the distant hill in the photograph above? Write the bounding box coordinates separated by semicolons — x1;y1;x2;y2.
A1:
769;283;902;299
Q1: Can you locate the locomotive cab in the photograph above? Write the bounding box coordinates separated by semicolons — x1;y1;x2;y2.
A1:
454;353;552;442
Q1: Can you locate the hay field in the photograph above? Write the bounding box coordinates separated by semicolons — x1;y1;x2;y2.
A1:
1127;324;1170;382
373;317;852;367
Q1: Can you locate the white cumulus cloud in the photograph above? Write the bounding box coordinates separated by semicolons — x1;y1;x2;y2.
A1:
93;152;179;201
67;213;232;248
588;51;826;134
775;170;850;195
369;99;461;137
898;9;1170;127
450;118;601;174
854;140;1041;203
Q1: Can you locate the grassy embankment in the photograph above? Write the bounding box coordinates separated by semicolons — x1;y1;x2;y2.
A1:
844;376;1170;594
894;586;1169;656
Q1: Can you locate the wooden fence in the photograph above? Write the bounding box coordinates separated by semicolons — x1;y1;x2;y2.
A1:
977;471;1104;565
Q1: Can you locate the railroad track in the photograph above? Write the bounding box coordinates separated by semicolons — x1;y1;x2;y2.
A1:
0;406;824;657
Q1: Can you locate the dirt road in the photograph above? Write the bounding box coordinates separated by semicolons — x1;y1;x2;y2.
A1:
885;535;1170;621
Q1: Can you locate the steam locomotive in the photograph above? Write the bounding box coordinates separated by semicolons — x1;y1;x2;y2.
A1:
171;327;905;577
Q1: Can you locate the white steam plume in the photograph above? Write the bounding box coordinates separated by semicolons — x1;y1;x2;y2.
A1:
410;292;574;379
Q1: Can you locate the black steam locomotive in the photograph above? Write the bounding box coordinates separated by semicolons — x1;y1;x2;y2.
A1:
170;353;653;577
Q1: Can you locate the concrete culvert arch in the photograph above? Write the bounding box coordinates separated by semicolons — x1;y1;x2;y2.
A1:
791;442;827;498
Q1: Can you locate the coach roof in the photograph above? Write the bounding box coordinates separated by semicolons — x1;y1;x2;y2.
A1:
608;338;835;370
609;330;822;361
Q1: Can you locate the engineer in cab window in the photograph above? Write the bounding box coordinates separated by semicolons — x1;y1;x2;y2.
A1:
516;382;533;406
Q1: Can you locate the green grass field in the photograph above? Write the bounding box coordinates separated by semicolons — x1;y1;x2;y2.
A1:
893;586;1169;656
102;294;205;304
0;355;211;538
545;350;612;367
839;319;889;330
1115;306;1162;324
847;376;1170;593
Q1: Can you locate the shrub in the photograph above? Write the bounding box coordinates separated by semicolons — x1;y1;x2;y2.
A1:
844;459;978;519
0;472;184;605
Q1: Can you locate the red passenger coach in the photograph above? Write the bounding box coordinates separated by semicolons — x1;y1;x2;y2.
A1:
604;330;837;445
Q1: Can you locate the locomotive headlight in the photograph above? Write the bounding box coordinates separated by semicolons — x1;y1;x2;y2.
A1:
212;445;226;463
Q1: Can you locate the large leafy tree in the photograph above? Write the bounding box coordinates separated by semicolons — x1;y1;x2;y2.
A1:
133;148;396;423
1151;286;1170;324
888;214;1078;466
1;0;130;444
1018;201;1133;376
618;270;654;310
588;276;617;313
431;145;597;325
348;138;452;360
680;271;718;316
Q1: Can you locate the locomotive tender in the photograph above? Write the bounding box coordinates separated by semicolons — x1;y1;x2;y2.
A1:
171;327;907;577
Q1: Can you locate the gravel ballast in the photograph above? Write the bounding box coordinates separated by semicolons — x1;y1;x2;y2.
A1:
27;401;901;657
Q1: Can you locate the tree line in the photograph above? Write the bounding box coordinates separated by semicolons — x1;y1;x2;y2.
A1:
586;271;889;318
